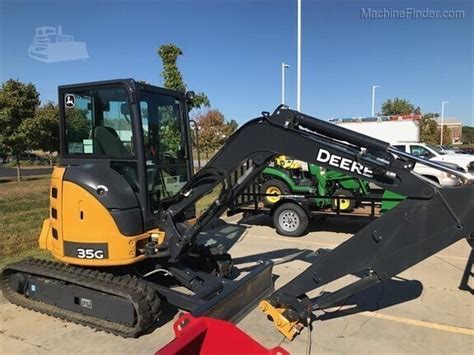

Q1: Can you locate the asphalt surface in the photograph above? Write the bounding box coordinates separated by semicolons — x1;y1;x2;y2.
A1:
0;166;53;178
0;161;206;178
1;214;472;354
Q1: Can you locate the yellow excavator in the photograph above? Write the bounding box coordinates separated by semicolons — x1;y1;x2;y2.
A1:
2;79;473;340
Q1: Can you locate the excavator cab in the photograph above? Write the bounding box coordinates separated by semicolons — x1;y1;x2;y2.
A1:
2;79;274;337
40;79;195;265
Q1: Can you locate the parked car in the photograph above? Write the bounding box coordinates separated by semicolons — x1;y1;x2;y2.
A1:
392;143;471;185
437;145;458;154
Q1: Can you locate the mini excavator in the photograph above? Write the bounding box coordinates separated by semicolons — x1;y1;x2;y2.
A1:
2;79;473;340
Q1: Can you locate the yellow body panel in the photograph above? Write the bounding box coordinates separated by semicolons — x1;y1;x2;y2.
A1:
39;167;152;266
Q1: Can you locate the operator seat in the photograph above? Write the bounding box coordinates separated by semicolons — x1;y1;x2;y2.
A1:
94;126;127;156
93;126;139;190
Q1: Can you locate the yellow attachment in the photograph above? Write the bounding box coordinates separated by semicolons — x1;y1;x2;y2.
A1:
275;155;302;170
265;186;282;204
259;300;301;340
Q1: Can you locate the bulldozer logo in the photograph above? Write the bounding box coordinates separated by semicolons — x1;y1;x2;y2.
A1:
28;26;89;63
316;148;373;178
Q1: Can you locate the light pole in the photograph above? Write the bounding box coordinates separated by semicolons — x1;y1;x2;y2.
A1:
440;101;449;145
281;62;290;104
296;0;302;111
371;85;381;117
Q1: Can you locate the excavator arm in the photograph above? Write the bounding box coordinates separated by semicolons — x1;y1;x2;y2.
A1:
159;106;473;338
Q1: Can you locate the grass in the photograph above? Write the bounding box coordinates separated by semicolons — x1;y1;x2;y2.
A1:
0;177;51;269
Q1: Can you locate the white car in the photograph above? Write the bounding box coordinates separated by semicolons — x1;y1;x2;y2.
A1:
394;143;474;173
392;143;473;186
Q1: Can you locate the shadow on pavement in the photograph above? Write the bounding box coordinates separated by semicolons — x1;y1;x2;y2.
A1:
458;237;473;294
238;213;374;235
316;277;423;321
197;218;249;252
232;247;424;319
194;218;425;320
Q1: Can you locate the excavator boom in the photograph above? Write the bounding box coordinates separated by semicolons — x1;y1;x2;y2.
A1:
159;106;473;338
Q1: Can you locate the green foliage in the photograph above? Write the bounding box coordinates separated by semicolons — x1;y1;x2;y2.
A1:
0;79;40;180
157;44;210;110
418;113;451;145
158;106;181;155
462;126;474;143
381;98;415;116
21;102;59;162
419;113;439;144
66;107;90;142
0;80;40;154
158;44;186;92
195;110;238;156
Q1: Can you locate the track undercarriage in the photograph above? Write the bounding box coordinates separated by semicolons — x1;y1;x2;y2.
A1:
2;253;274;337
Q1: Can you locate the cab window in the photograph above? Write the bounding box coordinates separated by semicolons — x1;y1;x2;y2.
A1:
140;91;190;213
64;87;134;156
393;145;406;152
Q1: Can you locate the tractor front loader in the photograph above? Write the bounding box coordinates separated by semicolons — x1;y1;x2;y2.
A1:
2;80;473;342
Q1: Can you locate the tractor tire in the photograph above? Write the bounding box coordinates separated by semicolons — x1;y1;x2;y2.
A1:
331;189;355;212
261;179;290;207
273;202;309;237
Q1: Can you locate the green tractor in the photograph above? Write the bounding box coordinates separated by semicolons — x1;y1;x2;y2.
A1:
257;156;404;237
261;156;370;212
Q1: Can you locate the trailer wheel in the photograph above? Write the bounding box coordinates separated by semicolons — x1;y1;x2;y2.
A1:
262;179;290;207
331;189;355;212
273;203;309;237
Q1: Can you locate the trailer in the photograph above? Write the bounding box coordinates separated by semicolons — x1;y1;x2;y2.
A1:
228;174;405;237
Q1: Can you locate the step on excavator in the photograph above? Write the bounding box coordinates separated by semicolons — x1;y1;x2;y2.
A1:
2;79;473;341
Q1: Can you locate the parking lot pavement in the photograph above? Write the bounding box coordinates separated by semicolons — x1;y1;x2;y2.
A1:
0;166;52;178
1;214;472;354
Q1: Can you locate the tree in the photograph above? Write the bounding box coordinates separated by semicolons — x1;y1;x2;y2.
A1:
461;126;474;143
418;113;439;144
0;79;40;181
381;98;415;116
157;44;210;110
21;102;59;166
439;126;452;145
418;113;453;145
66;107;90;143
194;110;238;158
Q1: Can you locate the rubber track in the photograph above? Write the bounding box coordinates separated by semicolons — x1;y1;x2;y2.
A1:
1;258;161;338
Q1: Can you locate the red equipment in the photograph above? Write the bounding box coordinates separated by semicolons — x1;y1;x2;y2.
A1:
156;314;289;355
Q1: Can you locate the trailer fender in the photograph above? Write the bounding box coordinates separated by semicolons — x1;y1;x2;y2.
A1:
268;198;311;217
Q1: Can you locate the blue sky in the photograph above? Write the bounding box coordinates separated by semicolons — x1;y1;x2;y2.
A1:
1;0;472;125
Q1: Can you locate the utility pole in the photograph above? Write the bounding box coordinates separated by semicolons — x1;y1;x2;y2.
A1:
371;85;381;117
440;101;448;145
281;62;290;104
297;0;302;111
